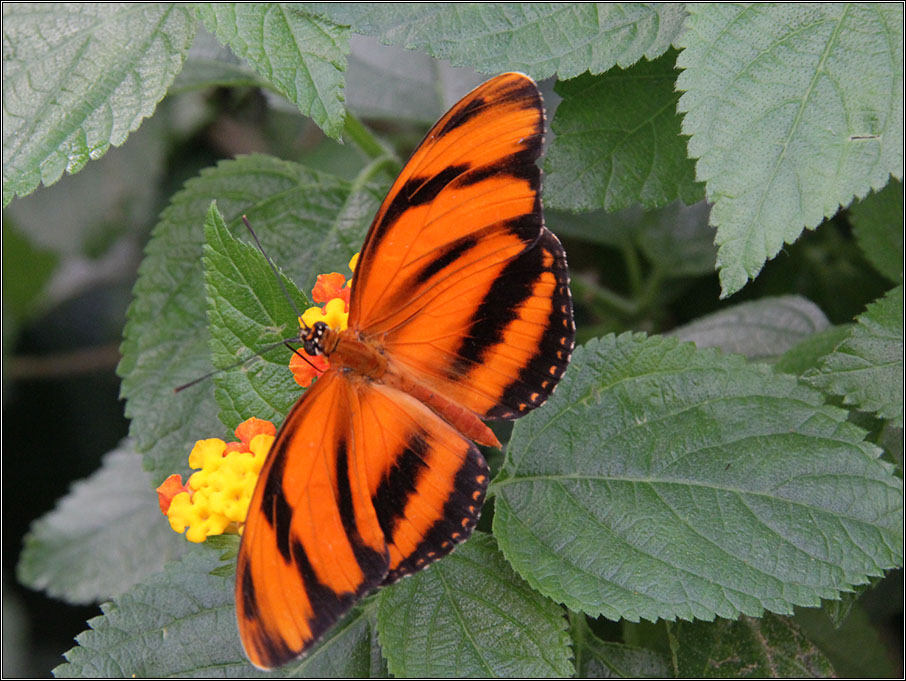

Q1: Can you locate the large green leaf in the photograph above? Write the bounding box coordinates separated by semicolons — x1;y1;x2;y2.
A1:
203;203;310;429
2;3;195;206
344;36;486;124
305;3;686;80
668;296;830;361
54;547;384;678
807;285;904;427
545;51;703;213
848;179;904;282
17;442;187;605
493;334;904;623
677;4;904;297
169;28;268;94
118;154;381;483
667;613;834;677
196;4;349;139
377;532;573;678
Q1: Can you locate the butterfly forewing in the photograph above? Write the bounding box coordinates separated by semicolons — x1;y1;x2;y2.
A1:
349;72;575;419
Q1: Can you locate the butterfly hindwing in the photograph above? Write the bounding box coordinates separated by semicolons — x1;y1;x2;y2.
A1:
350;381;489;584
348;72;575;420
237;373;490;668
236;371;389;670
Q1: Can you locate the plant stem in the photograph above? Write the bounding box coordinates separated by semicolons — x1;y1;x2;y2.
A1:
621;238;644;298
571;275;639;318
343;112;397;166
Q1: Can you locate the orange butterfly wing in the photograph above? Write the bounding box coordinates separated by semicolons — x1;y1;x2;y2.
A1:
236;371;488;669
235;371;388;668
236;72;574;670
350;72;574;419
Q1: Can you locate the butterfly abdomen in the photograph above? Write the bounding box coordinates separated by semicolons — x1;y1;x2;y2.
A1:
385;368;501;448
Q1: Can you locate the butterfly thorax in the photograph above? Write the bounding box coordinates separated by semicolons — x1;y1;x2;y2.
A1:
306;322;388;380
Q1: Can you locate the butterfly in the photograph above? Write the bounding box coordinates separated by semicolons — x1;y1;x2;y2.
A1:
236;72;575;670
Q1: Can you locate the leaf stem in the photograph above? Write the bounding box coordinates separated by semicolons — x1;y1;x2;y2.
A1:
343;112;395;164
571;275;639;318
621;238;644;298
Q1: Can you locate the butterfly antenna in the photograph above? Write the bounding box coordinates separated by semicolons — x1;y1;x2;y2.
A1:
283;340;321;370
174;337;310;393
241;215;305;326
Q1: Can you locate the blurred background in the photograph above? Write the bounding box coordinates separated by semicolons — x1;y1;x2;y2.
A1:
3;30;900;678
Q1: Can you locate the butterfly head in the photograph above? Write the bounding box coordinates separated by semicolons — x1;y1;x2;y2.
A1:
301;321;329;356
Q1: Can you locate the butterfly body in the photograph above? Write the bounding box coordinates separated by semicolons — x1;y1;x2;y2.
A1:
305;321;502;448
237;72;575;670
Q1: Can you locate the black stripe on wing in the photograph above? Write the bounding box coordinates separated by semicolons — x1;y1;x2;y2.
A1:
380;444;489;585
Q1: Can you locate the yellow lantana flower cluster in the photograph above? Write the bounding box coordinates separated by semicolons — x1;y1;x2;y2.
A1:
157;418;275;543
158;254;360;543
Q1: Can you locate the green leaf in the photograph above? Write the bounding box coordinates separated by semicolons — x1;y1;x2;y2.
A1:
118;154;381;483
795;605;895;678
377;532;573;678
677;4;904;297
878;423;903;471
633;201;715;277
493;334;904;623
820;581;872;629
305;3;686;80
17;442;187;605
571;616;670;678
667;613;835;678
807;285;904;427
545;51;703;213
54;546;383;678
203;202;309;429
196;3;349;139
668;296;830;361
849;179;904;282
775;325;852;377
2;3;196;206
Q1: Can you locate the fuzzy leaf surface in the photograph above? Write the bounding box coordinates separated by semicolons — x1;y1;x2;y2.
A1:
377;532;573;678
493;334;904;623
667;613;834;678
305;3;686;80
545;52;703;213
203;203;309;429
2;2;195;205
668;296;830;361
54;547;383;678
677;3;904;296
17;442;187;605
572;619;670;678
196;3;349;138
807;285;904;426
849;179;904;282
